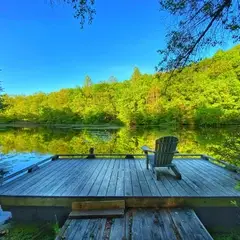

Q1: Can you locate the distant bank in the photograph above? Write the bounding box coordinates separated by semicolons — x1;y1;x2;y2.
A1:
0;122;122;130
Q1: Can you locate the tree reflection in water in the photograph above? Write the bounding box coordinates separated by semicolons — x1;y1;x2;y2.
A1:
0;126;239;167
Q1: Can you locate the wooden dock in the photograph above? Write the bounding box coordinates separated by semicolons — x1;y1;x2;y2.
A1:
0;155;240;238
0;157;240;207
56;208;213;240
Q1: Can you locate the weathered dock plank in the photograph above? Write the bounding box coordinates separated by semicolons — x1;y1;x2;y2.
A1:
195;160;239;190
137;159;161;196
181;161;224;196
0;160;65;195
169;208;213;240
77;159;107;196
124;159;133;196
109;217;126;240
97;159;116;196
88;159;111;196
184;160;239;196
135;159;151;196
59;159;100;196
56;208;213;240
177;161;213;196
68;159;103;196
1;158;240;203
115;159;125;196
138;160;170;196
106;159;120;196
37;160;87;196
1;196;240;209
72;200;125;211
129;159;142;196
72;218;106;240
69;209;124;218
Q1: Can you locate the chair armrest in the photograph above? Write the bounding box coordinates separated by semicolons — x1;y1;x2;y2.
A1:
141;146;156;154
174;150;179;154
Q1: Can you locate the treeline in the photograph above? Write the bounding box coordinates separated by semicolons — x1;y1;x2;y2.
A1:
1;45;240;126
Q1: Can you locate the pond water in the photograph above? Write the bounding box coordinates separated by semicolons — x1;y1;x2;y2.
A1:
0;125;239;176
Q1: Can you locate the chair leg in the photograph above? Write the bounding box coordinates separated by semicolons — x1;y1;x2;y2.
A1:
146;155;149;169
155;169;160;181
170;165;182;180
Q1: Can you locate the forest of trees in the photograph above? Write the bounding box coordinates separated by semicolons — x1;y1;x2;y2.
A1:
0;45;240;127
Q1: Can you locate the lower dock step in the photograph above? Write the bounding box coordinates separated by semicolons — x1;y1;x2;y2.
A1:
72;200;125;211
70;200;125;219
56;208;213;240
69;209;125;219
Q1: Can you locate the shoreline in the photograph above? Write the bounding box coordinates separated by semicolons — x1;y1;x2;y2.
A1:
0;122;240;130
0;122;123;130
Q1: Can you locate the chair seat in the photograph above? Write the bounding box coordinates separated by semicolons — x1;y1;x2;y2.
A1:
148;154;175;168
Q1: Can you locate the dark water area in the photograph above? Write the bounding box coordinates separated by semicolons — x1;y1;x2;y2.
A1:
0;125;239;176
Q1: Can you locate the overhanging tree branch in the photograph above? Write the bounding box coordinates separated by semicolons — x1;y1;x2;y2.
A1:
181;0;232;67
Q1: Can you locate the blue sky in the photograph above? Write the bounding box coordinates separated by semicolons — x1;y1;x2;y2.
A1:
0;0;236;95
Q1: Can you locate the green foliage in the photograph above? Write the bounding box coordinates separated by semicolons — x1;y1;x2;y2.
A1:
131;67;142;82
52;0;95;28
157;0;240;71
1;45;240;126
211;232;240;240
194;106;224;126
235;182;240;191
83;75;92;87
53;214;60;236
3;223;55;240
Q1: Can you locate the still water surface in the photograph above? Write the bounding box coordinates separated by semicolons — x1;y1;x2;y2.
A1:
0;126;239;176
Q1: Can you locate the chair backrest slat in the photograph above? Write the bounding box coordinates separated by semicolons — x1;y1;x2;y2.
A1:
154;136;178;166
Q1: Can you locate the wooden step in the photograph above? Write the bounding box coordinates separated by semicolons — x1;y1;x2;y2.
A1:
72;200;125;211
69;209;124;219
56;208;213;240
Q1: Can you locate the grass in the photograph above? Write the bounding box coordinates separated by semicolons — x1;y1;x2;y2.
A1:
235;181;240;191
1;223;56;240
211;232;240;240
